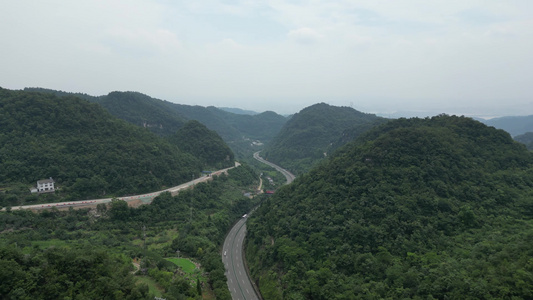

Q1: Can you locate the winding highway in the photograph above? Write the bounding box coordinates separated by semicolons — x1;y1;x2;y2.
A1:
223;151;295;299
253;151;296;184
5;162;240;211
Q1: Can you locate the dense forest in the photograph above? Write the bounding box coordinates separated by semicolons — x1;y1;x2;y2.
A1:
94;91;189;136
262;103;387;174
169;120;234;170
514;132;533;150
0;88;233;206
246;115;533;299
0;164;260;299
12;86;533;298
24;88;288;158
206;107;288;143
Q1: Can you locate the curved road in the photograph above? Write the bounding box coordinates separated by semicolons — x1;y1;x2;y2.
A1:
5;163;239;211
253;151;296;184
223;151;295;299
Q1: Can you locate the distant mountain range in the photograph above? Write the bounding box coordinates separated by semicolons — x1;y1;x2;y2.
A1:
218;107;258;115
24;88;288;158
479;115;533;137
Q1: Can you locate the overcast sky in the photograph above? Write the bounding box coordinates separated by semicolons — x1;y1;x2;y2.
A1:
1;1;532;116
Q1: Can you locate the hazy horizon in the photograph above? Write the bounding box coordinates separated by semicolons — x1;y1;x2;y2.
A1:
8;85;533;119
1;1;532;117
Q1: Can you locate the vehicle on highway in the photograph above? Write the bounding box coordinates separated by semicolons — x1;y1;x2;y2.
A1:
242;214;247;218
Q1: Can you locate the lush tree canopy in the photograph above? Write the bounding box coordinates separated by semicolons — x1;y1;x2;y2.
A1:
24;88;288;159
247;115;533;299
169;120;234;169
0;245;149;300
262;103;387;175
0;88;204;204
0;164;259;299
514;132;533;150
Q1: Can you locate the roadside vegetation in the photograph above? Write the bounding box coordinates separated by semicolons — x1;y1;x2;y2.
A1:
0;88;239;208
0;165;259;299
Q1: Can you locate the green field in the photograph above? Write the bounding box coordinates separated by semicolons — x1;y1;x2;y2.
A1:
166;257;196;274
166;257;209;287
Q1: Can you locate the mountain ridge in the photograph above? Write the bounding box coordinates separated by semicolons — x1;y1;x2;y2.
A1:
262;102;388;174
0;88;233;206
246;114;533;299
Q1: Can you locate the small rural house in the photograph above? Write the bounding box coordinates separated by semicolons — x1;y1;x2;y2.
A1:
31;178;55;193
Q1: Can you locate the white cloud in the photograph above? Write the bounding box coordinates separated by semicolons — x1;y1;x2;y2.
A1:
287;27;323;44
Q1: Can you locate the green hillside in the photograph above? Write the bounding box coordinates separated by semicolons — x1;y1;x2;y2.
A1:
207;107;288;142
169;120;234;169
514;132;533;150
0;88;207;205
246;115;533;299
0;164;260;299
24;88;288;158
262;103;387;174
96;91;188;136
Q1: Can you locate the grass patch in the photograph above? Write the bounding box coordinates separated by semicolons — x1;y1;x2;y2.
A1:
166;257;196;274
135;276;163;297
166;257;209;287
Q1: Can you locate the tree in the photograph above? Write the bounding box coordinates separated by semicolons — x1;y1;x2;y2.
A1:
196;278;202;295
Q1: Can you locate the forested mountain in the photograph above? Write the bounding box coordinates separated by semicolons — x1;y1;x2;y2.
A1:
24;87;97;102
95;91;188;136
262;103;387;174
514;132;533;150
24;88;288;157
246;115;533;299
0;88;231;205
481;115;533;137
169;120;234;169
206;107;288;142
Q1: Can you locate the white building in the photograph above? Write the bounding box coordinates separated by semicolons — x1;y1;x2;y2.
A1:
34;178;55;193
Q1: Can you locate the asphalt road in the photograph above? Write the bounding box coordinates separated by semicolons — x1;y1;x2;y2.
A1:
221;152;296;299
253;151;296;184
223;215;259;300
5;163;239;211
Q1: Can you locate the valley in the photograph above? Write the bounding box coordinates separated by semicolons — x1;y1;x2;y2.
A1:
1;87;533;299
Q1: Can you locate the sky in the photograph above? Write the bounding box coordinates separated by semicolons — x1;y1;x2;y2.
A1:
1;0;532;117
